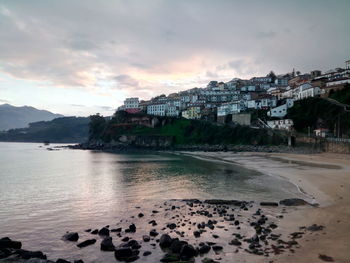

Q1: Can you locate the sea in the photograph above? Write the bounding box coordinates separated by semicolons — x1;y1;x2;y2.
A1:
0;142;304;262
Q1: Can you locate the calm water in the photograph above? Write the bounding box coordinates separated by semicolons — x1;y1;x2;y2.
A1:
0;142;303;262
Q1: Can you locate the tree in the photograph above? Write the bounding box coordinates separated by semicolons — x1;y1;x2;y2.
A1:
267;71;276;83
89;114;106;141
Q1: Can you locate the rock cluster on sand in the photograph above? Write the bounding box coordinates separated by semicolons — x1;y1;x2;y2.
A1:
1;198;325;263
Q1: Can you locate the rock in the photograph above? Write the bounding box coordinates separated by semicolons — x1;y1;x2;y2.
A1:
229;239;242;246
307;224;324;231
128;224;136;233
56;259;70;263
62;232;79;242
260;202;278;207
212;245;223;251
98;227;109;236
204;200;243;206
21;251;47;260
159;234;172;248
180;244;196;260
170;239;187;254
319;254;334;262
100;237;115;251
114;246;132;258
167;223;176;230
149;229;159;237
122;237;129;242
279;198;308;206
73;261;84;263
77;239;96;248
142;235;150;242
143;251;152;256
193;231;201;238
90;229;98;235
111;228;122;232
160;253;180;262
138;213;144;218
0;237;22;249
212;234;219;239
199;244;211;254
202;258;219;263
128;240;141;250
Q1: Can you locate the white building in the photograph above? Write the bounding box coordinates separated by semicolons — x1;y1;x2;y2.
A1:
267;104;288;118
267;119;294;131
124;97;139;109
217;101;245;117
147;103;167;116
294;84;321;100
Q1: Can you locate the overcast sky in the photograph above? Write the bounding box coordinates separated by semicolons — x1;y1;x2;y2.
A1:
0;0;349;116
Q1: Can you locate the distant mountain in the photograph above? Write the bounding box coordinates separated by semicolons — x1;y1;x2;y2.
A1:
0;116;89;143
0;104;63;131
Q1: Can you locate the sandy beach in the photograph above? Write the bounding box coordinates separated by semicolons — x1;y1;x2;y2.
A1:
182;151;350;263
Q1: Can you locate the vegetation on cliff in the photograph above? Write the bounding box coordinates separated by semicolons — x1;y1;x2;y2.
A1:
89;111;285;146
0;117;89;143
287;95;350;137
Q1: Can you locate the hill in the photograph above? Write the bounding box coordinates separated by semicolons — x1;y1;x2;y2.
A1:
88;111;285;147
0;117;89;143
0;103;63;131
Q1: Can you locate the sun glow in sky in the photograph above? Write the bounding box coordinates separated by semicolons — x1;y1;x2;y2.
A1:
0;0;349;116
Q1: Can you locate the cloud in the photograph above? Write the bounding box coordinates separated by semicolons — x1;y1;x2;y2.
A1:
0;99;10;104
114;74;139;87
0;0;349;104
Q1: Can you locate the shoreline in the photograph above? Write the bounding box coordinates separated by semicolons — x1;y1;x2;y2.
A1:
181;151;350;263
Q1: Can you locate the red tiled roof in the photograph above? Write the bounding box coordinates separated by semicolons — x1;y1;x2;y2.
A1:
125;108;141;114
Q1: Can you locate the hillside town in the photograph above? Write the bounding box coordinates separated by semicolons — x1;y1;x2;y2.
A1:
118;60;350;135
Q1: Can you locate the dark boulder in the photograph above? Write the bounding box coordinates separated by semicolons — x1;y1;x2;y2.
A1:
100;237;115;251
199;244;211;254
143;251;152;256
98;227;110;236
128;224;136;233
149;229;159;237
260;202;278;207
62;232;79;242
180;244;196;260
142;235;150;242
56;259;71;263
160;253;180;262
77;239;96;248
159;234;172;248
0;237;22;249
21;250;47;260
279;198;308;206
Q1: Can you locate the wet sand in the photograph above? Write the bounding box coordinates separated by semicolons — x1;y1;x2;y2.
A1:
183;151;350;263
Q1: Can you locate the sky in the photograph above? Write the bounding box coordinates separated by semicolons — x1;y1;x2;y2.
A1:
0;0;349;116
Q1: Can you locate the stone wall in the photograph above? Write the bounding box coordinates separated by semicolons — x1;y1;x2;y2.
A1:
295;136;350;153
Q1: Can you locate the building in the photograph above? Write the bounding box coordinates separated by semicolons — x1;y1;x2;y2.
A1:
217;101;245;117
147;103;167;116
182;106;201;119
267;119;294;131
267;104;289;118
124;98;139;109
294;83;321;100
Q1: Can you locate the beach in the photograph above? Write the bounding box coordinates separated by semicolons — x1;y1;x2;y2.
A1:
182;151;350;263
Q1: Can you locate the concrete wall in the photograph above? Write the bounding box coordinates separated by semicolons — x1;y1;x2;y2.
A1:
232;113;251;126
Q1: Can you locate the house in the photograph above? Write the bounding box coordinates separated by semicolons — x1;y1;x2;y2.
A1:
147;103;167;116
267;119;294;131
124;97;139;109
267;104;288;118
182;106;201;119
314;128;330;138
217;101;245;117
294;83;321;100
